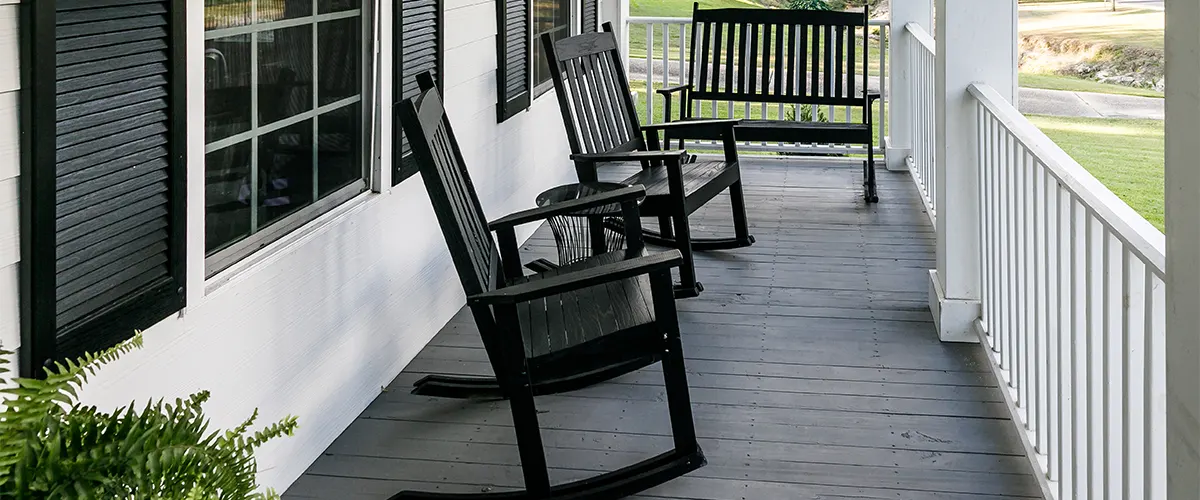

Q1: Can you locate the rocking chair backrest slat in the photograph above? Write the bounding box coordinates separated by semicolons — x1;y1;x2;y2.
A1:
397;79;500;297
543;29;644;156
687;5;869;108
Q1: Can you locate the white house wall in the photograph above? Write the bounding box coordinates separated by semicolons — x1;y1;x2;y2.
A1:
0;0;20;372
53;0;576;493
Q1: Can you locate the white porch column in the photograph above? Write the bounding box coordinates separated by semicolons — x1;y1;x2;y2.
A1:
929;0;1017;343
885;0;932;171
1165;0;1200;495
600;0;630;70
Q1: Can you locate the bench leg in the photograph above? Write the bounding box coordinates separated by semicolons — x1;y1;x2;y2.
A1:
864;144;879;203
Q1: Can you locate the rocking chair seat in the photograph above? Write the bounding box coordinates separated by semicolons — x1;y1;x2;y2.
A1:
617;160;741;216
513;249;662;380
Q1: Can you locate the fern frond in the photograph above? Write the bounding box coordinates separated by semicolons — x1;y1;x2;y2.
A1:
0;332;295;499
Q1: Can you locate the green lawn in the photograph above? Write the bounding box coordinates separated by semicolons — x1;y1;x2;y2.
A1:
1028;114;1164;231
1020;73;1162;98
1019;1;1163;50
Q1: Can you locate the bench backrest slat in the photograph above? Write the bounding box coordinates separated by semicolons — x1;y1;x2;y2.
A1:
687;4;869;108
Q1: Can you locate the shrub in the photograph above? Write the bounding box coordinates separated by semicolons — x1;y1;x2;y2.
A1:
0;334;298;499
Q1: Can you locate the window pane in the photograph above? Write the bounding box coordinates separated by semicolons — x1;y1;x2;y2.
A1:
319;0;361;14
258;0;311;23
258;120;316;228
318;17;361;105
206;141;253;254
205;0;251;30
206;35;253;142
259;26;314;126
317;102;362;196
532;0;571;87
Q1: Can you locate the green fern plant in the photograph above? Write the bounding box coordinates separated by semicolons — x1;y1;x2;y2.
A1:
0;333;299;499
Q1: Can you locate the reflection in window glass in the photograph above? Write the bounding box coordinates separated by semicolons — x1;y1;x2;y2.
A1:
317;102;362;196
205;34;252;143
258;121;315;227
203;0;367;273
205;141;252;254
533;0;572;88
205;0;251;30
318;17;361;105
320;0;362;14
258;25;313;125
258;0;311;23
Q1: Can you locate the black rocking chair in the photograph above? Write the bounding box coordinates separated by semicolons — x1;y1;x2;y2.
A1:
390;73;705;499
542;23;756;299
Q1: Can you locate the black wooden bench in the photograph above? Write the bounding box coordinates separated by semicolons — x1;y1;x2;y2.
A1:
659;4;881;202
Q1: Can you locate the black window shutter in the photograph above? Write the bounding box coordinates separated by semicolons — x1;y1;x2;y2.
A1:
20;0;186;374
495;0;530;122
581;0;598;33
394;0;444;185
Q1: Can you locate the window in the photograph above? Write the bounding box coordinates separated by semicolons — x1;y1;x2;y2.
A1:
203;0;370;275
20;0;188;373
532;0;572;92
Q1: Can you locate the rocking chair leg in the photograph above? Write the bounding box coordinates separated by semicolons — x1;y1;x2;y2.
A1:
510;382;552;495
728;180;755;246
657;215;675;240
649;270;704;462
670;208;703;298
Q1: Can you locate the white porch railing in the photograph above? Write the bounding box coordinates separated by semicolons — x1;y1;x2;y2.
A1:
970;82;1167;500
905;22;935;222
624;16;889;156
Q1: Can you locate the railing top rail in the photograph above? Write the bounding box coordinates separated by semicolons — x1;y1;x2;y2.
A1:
627;16;690;23
627;15;890;26
905;22;935;54
969;82;1166;275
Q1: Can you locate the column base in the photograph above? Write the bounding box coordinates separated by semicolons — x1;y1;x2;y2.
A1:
928;270;981;343
885;145;910;171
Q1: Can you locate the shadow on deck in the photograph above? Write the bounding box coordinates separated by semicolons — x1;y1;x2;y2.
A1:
283;158;1040;500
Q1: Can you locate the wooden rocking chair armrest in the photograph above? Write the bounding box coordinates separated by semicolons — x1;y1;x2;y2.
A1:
570;150;690;164
642;118;741;132
466;250;683;305
488;185;647;230
642;118;741;140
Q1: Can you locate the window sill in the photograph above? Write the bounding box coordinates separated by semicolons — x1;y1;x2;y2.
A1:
532;80;555;100
202;189;379;297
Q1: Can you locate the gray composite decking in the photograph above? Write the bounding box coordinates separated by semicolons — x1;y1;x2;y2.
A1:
283;158;1041;500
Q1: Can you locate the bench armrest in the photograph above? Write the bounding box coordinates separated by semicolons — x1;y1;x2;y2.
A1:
488;185;646;230
467;250;683;305
655;83;691;97
656;84;693;122
571;150;690;164
866;92;882;103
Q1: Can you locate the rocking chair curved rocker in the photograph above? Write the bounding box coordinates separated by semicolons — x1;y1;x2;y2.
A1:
389;73;705;499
